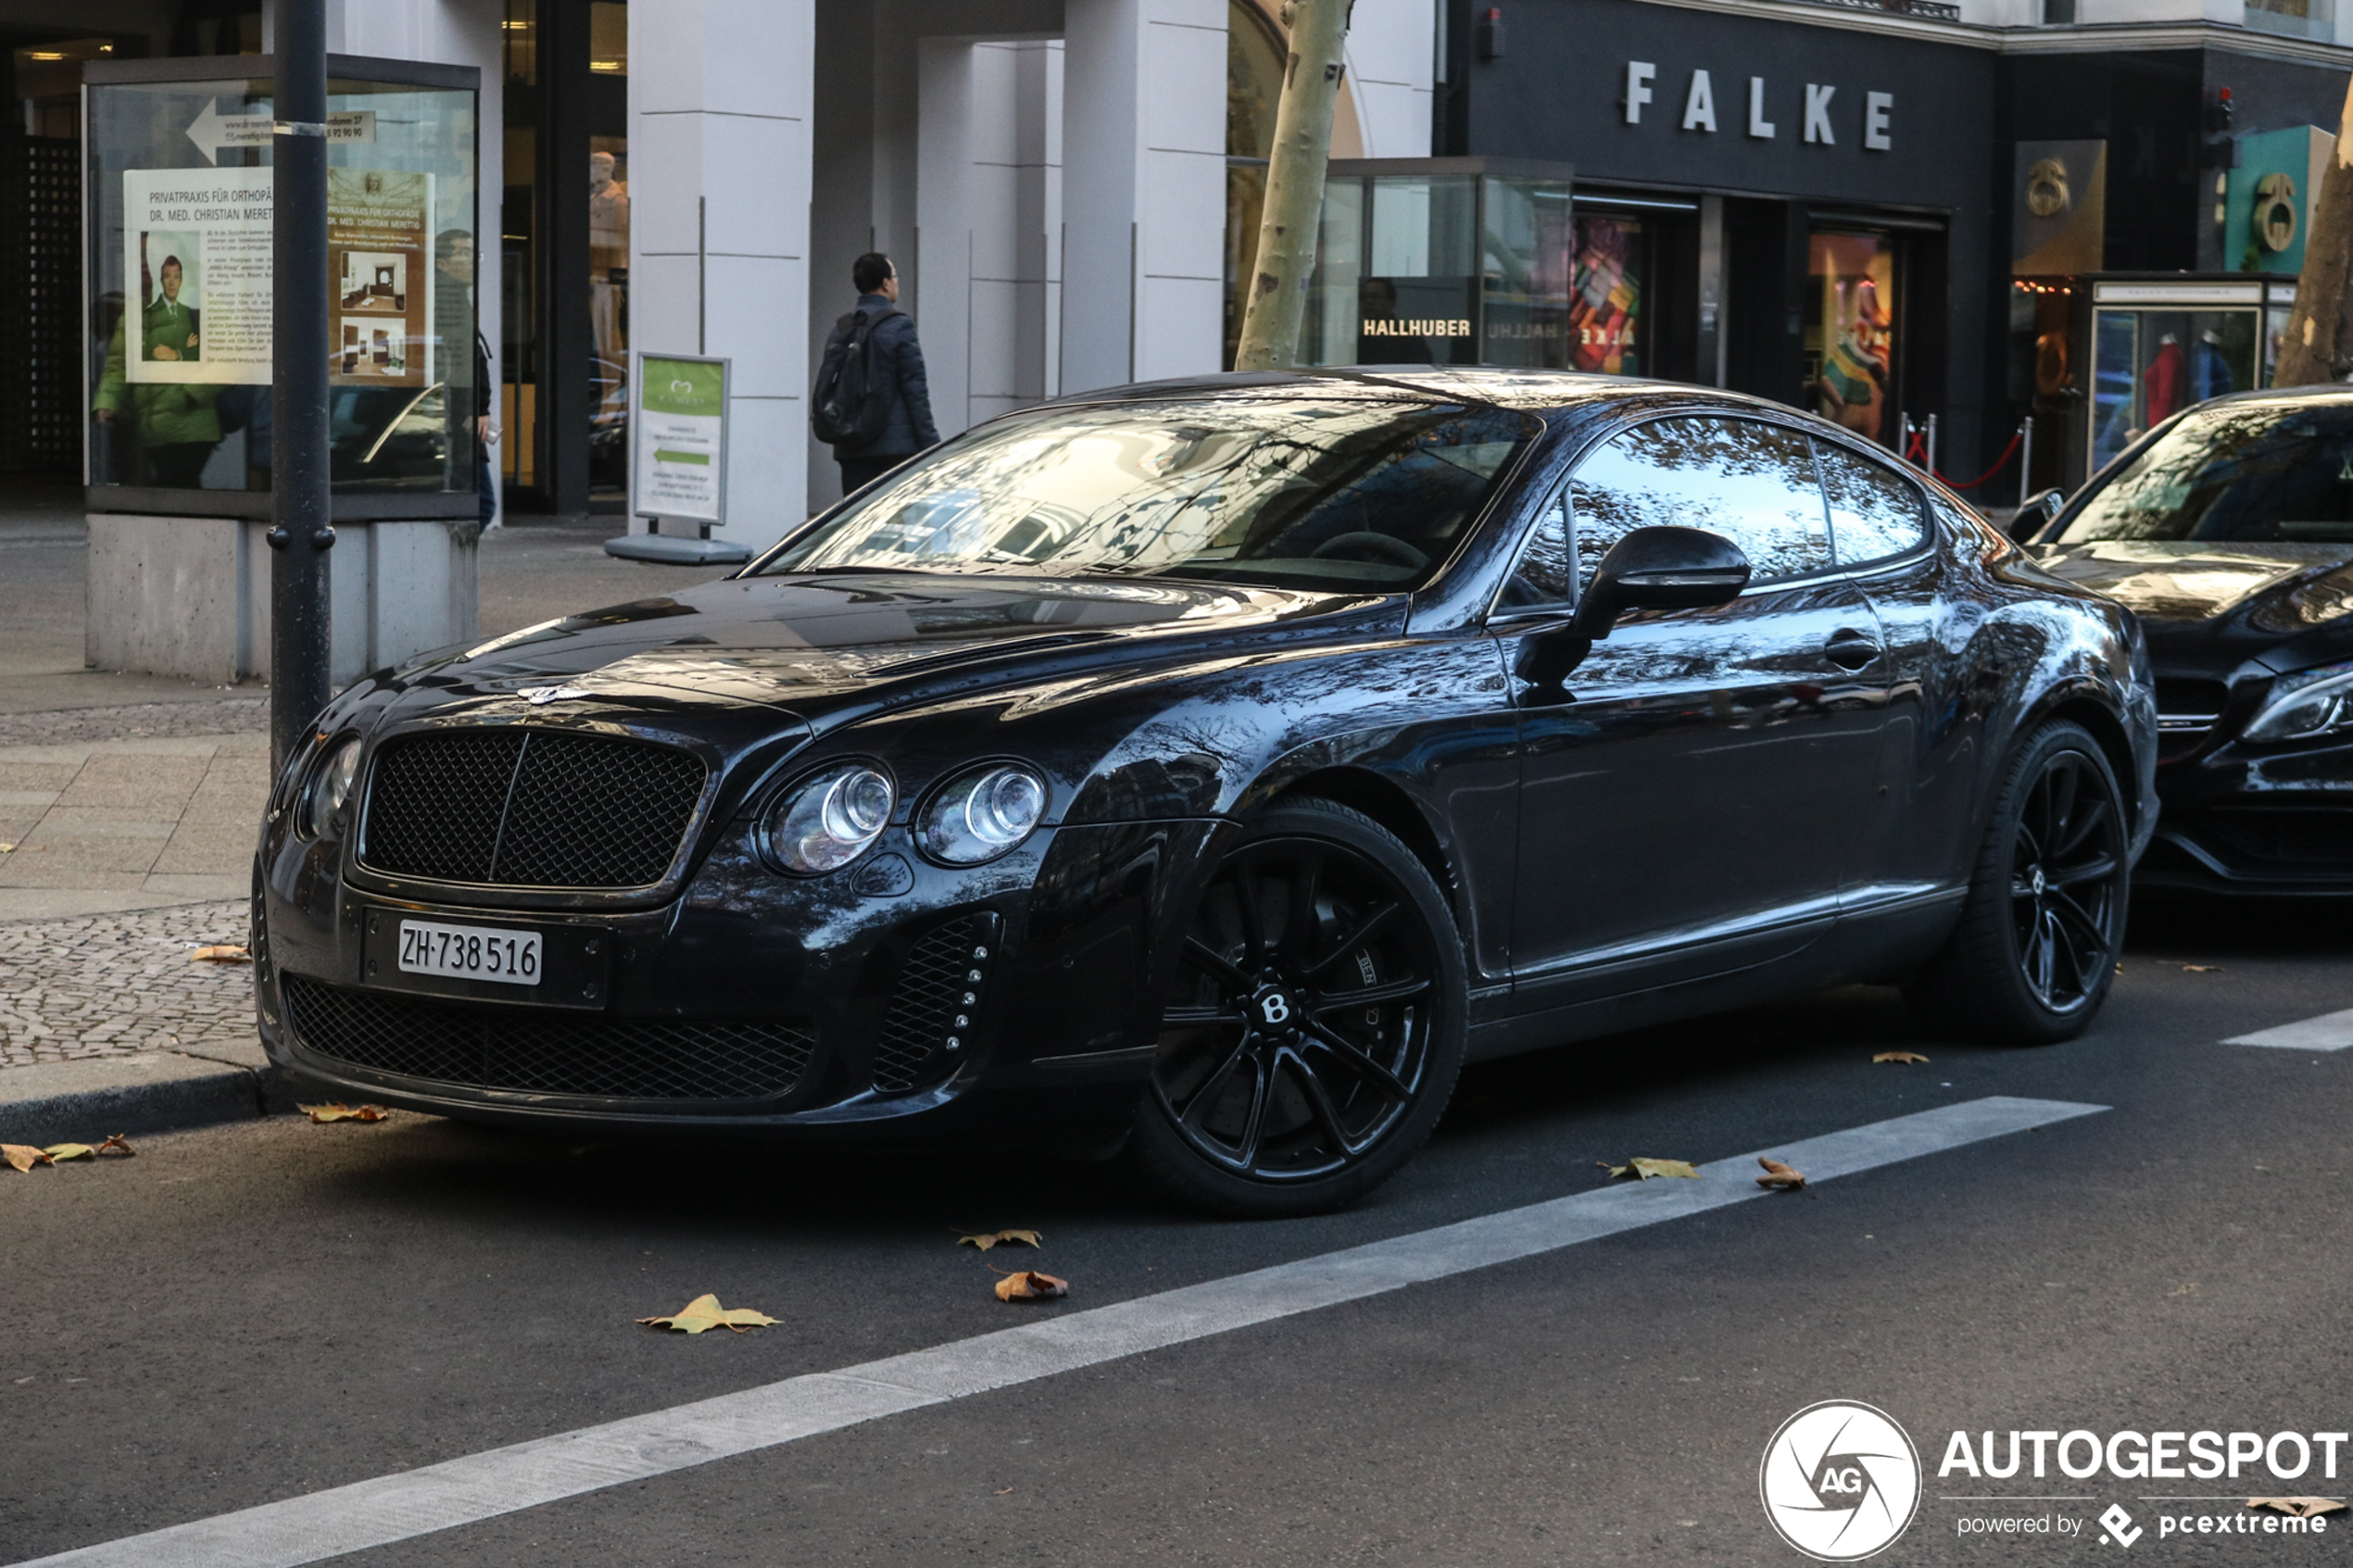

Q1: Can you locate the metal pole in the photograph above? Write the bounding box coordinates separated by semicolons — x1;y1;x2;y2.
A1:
269;0;333;773
1926;413;1939;478
2018;416;2035;508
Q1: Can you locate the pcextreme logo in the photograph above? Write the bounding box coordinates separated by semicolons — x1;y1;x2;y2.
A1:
1760;1400;1924;1561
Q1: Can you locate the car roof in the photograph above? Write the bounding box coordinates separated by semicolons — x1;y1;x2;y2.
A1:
1032;366;1810;420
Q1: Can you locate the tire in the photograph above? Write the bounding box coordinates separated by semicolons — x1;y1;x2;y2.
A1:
1905;720;2130;1044
1129;797;1468;1217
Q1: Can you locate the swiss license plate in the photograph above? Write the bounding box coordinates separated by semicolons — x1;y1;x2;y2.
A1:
396;920;541;987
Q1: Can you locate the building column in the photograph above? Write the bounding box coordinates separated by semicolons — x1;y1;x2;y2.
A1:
629;0;816;548
1060;0;1225;394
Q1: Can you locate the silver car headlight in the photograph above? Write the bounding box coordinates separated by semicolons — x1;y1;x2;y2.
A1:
916;763;1047;865
2244;661;2353;743
764;762;895;874
302;737;362;838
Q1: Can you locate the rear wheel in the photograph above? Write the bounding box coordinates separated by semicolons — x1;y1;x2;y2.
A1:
1130;797;1466;1217
1906;720;2129;1044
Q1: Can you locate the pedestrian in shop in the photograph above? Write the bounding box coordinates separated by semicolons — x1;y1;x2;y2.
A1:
434;229;500;529
813;253;938;495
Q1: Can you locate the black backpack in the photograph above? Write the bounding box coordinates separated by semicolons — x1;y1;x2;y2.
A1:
811;307;904;446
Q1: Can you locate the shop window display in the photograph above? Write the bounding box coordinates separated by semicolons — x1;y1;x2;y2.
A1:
1568;214;1643;376
2090;308;2259;473
1806;231;1896;445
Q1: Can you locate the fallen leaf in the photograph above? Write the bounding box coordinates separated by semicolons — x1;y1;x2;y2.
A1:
958;1229;1043;1252
44;1143;95;1162
1756;1158;1809;1191
95;1134;136;1158
2183;964;2222;972
1600;1157;1701;1181
2247;1498;2347;1518
993;1270;1069;1302
3;1143;54;1173
995;1487;1013;1496
1873;1051;1931;1064
636;1293;779;1334
190;944;252;963
0;842;14;852
298;1102;390;1123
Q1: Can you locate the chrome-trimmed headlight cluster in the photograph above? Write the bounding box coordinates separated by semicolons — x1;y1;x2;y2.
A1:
2245;661;2353;744
300;736;362;839
761;759;1049;875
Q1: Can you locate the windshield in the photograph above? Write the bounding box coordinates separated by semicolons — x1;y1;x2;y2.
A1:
2059;401;2353;545
757;396;1539;590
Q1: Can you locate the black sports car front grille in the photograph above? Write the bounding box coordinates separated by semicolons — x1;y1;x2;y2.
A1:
360;729;706;888
281;974;816;1102
873;916;994;1094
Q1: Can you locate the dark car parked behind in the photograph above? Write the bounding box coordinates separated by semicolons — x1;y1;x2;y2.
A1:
2032;385;2353;895
258;370;2157;1216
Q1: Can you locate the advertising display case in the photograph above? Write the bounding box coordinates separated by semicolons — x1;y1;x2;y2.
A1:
83;55;480;520
1299;158;1575;370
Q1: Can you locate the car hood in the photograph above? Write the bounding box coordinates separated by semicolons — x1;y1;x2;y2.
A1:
385;571;1389;721
2034;541;2353;640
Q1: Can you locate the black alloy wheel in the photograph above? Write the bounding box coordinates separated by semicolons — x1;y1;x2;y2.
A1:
1907;720;2130;1044
1132;797;1466;1216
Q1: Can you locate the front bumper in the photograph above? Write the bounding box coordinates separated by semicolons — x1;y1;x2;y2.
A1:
2141;730;2353;896
256;813;1225;1146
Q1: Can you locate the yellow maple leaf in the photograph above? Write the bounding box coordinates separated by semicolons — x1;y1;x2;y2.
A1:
2247;1498;2347;1518
299;1103;390;1123
3;1143;53;1173
993;1270;1069;1302
190;945;252;964
637;1293;780;1334
957;1229;1043;1252
44;1143;95;1161
1873;1051;1931;1064
1601;1157;1700;1181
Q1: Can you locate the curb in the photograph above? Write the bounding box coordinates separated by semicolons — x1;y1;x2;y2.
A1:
0;1049;295;1146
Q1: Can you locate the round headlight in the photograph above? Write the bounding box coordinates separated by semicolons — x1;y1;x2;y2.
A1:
918;764;1048;865
765;763;896;874
303;737;362;839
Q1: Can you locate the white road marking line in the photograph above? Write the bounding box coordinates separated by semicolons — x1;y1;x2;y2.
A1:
10;1095;2104;1568
2222;1006;2353;1051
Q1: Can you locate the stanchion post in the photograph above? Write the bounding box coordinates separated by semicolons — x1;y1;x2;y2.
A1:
269;0;333;773
2018;417;2035;508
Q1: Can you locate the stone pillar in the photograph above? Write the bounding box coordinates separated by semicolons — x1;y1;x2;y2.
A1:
629;0;818;550
1060;0;1226;394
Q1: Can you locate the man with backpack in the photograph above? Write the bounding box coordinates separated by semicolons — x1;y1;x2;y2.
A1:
812;253;938;494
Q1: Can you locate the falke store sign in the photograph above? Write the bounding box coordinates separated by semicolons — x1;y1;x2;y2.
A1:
1621;61;1895;152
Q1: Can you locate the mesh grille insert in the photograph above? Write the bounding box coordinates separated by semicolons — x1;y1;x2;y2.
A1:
874;915;992;1095
359;729;706;889
281;974;815;1103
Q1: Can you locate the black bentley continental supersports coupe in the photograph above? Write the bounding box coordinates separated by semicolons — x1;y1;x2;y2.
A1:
2028;386;2353;897
257;370;2157;1215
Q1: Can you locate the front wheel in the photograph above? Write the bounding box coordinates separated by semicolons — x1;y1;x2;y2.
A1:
1906;720;2130;1044
1130;797;1467;1217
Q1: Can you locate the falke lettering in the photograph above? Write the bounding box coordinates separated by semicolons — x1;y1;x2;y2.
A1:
1622;60;1894;152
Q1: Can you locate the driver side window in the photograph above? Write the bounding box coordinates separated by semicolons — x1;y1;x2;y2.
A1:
1571;417;1832;587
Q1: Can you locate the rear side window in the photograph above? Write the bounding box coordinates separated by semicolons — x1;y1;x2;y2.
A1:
1570;417;1833;586
1814;440;1929;565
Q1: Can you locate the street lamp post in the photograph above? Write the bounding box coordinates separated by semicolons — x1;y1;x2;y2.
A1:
268;0;333;772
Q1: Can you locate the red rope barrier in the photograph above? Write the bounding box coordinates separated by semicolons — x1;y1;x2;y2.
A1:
1901;426;2024;493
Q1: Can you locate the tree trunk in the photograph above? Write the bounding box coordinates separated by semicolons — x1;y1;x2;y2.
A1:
2275;75;2353;387
1233;0;1352;372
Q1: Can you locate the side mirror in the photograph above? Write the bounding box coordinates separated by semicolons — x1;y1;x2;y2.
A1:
2014;488;2067;540
1567;525;1752;643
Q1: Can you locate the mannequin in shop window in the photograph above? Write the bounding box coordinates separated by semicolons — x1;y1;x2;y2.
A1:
1818;276;1893;443
2192;328;2233;404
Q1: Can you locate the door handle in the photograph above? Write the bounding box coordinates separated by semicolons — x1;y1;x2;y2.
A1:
1823;629;1882;671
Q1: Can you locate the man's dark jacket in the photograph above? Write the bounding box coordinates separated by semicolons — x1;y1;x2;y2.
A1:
820;293;940;458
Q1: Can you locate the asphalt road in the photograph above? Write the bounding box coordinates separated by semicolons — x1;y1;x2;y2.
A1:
6;895;2349;1567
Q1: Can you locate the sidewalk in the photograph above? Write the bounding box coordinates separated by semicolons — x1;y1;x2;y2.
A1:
0;509;739;1141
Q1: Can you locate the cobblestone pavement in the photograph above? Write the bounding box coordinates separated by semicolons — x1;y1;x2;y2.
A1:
0;898;256;1068
0;698;266;749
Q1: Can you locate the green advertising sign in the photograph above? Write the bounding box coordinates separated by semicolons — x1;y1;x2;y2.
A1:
641;357;726;418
